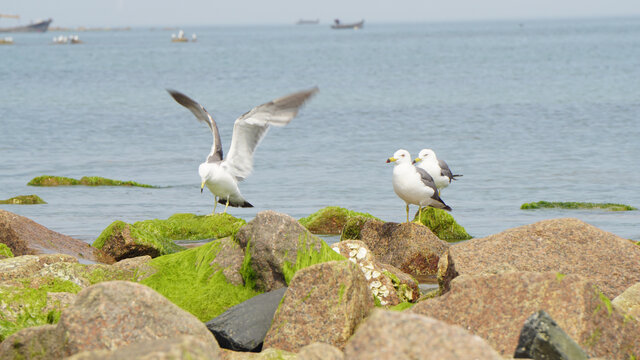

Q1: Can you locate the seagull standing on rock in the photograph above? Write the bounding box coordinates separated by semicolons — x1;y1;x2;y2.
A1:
413;148;462;195
168;87;318;214
387;149;452;223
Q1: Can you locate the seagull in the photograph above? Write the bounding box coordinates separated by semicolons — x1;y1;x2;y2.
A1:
413;149;462;195
168;87;318;214
387;149;451;223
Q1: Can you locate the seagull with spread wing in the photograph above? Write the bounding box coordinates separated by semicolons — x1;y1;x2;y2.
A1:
168;87;318;213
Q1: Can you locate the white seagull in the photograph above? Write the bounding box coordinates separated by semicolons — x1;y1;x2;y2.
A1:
413;149;462;195
387;149;451;223
168;87;318;213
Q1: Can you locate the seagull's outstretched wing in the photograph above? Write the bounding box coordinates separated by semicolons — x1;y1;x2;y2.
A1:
225;87;318;181
167;89;223;163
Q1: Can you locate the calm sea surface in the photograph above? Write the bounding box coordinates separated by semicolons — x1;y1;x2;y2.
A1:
1;18;639;244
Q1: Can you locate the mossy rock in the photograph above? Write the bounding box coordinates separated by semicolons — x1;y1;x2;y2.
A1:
0;243;13;259
413;207;472;242
521;201;637;211
299;206;380;235
93;213;246;259
0;195;47;205
281;236;346;285
340;216;372;240
141;239;261;322
27;175;154;188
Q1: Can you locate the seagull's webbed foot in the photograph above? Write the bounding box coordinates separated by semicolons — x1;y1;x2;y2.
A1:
223;196;230;214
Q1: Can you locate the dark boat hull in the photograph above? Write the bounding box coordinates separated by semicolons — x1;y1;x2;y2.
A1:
0;18;52;33
331;20;364;29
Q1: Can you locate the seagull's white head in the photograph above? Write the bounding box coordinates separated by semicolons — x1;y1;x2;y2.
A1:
414;148;437;164
386;149;411;165
198;162;213;193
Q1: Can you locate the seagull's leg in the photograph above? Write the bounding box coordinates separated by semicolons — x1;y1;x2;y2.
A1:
212;196;218;215
223;195;230;214
417;206;423;223
405;204;410;223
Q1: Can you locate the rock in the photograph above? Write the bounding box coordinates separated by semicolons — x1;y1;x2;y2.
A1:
358;220;449;279
65;336;221;360
235;210;344;292
206;287;287;352
55;281;221;357
297;343;344;360
263;261;373;352
514;310;588;360
0;254;78;281
414;207;472;241
331;240;419;306
210;237;244;286
110;255;157;281
91;221;177;260
0;325;63;360
612;282;640;321
298;206;379;235
0;210;114;264
220;348;296;360
0;194;47;204
437;218;640;298
343;309;502;359
27;175;154;188
339;216;370;240
410;271;640;359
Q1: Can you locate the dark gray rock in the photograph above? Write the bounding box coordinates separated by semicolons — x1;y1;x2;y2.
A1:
514;310;588;360
206;287;287;352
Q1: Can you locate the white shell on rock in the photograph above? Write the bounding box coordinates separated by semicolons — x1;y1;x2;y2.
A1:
356;247;367;259
349;250;357;258
371;271;381;279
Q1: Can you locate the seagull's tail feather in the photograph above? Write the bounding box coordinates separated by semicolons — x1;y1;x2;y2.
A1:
218;198;253;208
452;174;463;180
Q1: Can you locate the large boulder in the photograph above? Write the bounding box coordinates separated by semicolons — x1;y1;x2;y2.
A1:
437;218;640;298
331;240;419;306
263;261;374;352
0;325;63;360
210;237;245;286
612;282;640;321
358;220;449;280
410;271;640;359
0;254;78;282
206;287;287;352
514;310;588;360
234;210;344;292
0;210;114;264
343;309;502;359
297;343;344;360
65;336;220;360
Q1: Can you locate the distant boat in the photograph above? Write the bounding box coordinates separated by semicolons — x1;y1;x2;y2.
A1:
296;19;319;25
331;19;364;30
171;29;189;42
0;17;52;33
0;36;13;44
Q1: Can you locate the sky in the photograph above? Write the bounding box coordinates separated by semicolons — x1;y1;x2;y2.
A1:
2;0;640;27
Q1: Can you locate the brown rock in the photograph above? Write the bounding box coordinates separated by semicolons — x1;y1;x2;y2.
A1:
612;282;640;321
331;240;419;306
99;223;161;260
65;335;220;359
438;218;640;298
359;220;449;279
111;255;157;281
0;254;78;282
410;271;640;359
0;325;63;360
235;210;327;291
56;281;220;357
297;342;344;360
220;348;296;360
210;237;244;286
263;261;374;352
0;210;114;264
343;309;502;359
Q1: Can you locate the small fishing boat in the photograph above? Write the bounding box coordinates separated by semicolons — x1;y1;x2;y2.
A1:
0;15;52;33
331;19;364;30
0;36;13;44
171;29;189;42
296;19;319;25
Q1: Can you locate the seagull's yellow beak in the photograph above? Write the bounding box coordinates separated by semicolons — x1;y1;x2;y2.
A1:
413;157;422;164
386;157;397;163
200;180;205;193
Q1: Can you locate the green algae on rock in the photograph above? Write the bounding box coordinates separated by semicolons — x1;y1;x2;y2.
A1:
93;213;246;260
0;195;47;205
281;236;346;285
340;216;371;240
414;207;472;242
299;206;380;235
521;201;637;211
0;243;13;259
27;175;154;188
141;239;261;322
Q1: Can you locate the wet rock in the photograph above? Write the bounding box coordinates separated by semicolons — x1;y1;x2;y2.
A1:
206;287;287;352
234;210;344;292
0;210;114;264
332;240;419;306
514;310;588;360
437;218;640;298
0;325;63;360
411;271;640;359
65;335;221;360
343;309;502;359
210;237;244;286
263;261;374;352
297;342;344;360
299;206;379;235
358;220;449;279
612;282;640;321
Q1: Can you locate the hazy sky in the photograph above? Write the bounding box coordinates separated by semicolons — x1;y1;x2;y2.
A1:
3;0;640;27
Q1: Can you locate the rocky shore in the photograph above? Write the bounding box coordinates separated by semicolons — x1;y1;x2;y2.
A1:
1;207;639;359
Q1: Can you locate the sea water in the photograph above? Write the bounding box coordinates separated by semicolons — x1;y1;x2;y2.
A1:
1;18;639;244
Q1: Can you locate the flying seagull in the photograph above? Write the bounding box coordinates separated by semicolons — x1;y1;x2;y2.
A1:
168;87;318;213
413;148;462;195
387;149;451;223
